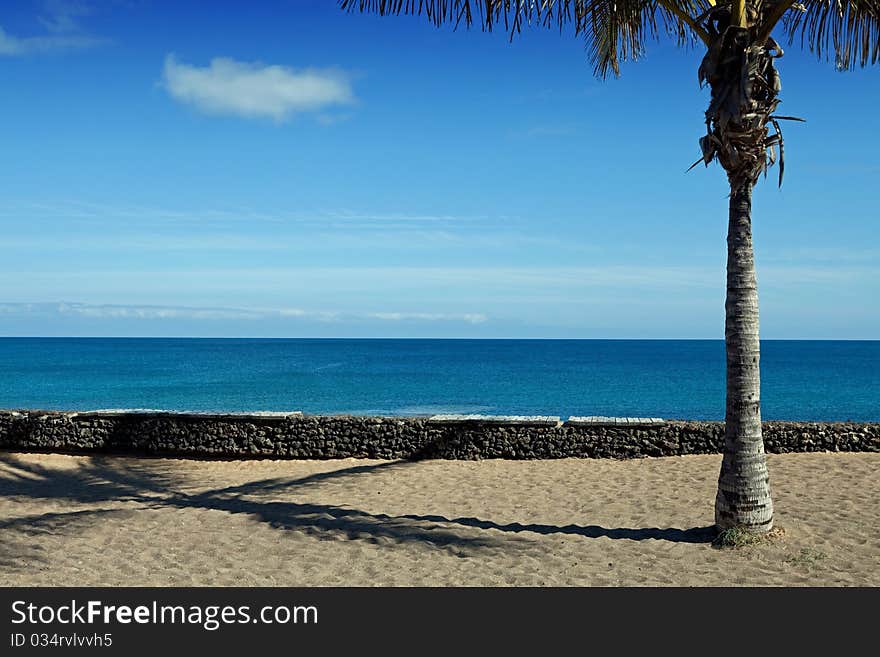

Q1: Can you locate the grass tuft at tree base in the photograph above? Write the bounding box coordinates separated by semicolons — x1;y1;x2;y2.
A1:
712;526;786;549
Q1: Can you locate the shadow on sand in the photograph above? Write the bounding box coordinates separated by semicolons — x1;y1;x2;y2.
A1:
0;451;716;573
397;513;716;543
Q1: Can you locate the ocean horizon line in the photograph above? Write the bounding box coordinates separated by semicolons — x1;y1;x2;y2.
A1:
1;336;879;342
2;338;877;421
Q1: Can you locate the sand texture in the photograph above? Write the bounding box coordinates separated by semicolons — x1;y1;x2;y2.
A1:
0;451;877;586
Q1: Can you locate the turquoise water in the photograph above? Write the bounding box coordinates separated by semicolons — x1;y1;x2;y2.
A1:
0;338;877;420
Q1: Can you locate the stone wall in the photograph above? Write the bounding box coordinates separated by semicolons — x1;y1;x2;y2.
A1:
1;410;877;460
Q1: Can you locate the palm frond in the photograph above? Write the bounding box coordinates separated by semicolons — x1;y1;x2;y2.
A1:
339;0;713;77
779;0;880;69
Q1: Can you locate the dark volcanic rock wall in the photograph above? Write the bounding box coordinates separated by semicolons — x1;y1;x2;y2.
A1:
1;411;877;460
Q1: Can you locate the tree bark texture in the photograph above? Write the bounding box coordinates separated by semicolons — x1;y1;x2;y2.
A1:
715;182;774;532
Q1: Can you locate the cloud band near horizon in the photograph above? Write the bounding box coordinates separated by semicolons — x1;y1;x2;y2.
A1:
0;302;488;325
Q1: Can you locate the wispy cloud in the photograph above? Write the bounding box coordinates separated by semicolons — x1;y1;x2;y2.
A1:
316;113;353;126
161;55;355;121
55;303;265;321
39;0;91;33
0;25;101;55
0;198;600;261
0;0;105;56
515;123;580;139
0;302;488;325
0;199;498;236
760;246;880;265
366;312;487;324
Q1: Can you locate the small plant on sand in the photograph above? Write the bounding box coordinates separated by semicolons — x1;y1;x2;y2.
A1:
785;547;828;568
713;526;763;548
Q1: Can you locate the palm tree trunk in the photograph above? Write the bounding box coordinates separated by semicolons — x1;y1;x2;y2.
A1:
715;181;774;532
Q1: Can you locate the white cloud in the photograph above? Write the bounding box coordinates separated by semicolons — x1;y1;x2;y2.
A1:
161;55;355;121
0;25;100;55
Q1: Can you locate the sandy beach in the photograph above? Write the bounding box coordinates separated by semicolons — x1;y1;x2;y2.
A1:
1;451;877;586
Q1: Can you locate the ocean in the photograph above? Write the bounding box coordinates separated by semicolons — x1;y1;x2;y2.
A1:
0;338;877;421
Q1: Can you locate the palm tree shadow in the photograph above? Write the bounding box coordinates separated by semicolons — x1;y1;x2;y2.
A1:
167;493;504;550
0;454;511;553
1;452;716;563
0;453;177;503
205;461;414;497
399;514;717;544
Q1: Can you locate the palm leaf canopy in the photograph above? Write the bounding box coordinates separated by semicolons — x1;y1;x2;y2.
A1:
782;0;880;69
340;0;880;75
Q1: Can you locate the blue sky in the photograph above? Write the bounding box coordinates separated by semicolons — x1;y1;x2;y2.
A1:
1;0;877;338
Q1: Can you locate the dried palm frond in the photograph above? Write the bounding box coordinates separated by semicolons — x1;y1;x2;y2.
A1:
690;5;807;188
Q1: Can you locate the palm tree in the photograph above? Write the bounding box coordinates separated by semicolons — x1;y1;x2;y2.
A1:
340;0;878;533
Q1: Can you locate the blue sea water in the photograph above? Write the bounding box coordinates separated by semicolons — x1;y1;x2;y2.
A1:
0;338;877;421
